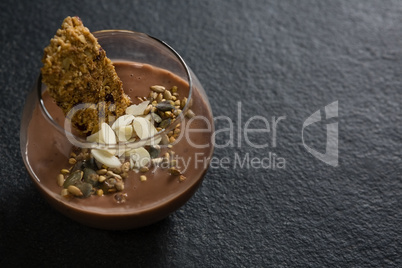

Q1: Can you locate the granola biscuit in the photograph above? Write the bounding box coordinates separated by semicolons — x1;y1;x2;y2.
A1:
41;16;131;135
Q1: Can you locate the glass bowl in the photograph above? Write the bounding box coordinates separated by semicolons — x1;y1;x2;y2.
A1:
20;30;214;230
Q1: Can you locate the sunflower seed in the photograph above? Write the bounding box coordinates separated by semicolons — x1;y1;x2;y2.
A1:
163;90;172;100
150;85;165;93
67;185;83;197
57;174;65;187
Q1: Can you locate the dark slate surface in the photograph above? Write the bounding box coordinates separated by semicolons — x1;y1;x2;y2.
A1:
1;0;401;267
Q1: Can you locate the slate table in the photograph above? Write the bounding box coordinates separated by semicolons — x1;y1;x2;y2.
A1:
1;0;401;267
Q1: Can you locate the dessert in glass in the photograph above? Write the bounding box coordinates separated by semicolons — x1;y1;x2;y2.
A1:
20;27;214;229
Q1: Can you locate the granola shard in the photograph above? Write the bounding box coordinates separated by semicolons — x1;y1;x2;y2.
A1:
41;16;131;135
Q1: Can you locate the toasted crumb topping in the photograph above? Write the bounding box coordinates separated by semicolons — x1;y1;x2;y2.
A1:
41;16;131;135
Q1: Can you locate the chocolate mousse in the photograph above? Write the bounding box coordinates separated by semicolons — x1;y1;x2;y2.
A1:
23;17;214;229
26;61;214;228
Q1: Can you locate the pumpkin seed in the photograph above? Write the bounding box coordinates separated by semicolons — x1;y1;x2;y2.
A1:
156;101;174;111
70;160;83;172
159;118;171;129
83;157;98;170
147;146;161;159
150;112;162;123
76;182;93;198
63;170;83;187
83;168;99;186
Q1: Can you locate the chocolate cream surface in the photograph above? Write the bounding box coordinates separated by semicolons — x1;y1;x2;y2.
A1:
26;61;214;228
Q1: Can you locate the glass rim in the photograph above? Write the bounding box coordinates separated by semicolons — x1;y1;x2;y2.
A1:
38;29;193;150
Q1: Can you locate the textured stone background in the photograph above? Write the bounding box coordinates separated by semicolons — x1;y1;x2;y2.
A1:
1;0;401;267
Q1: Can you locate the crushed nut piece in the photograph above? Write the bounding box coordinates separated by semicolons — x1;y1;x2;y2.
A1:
41;16;131;135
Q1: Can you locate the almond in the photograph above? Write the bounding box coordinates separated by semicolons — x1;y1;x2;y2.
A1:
91;149;122;168
126;101;150;116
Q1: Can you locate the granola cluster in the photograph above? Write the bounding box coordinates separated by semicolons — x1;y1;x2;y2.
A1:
41;16;131;135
